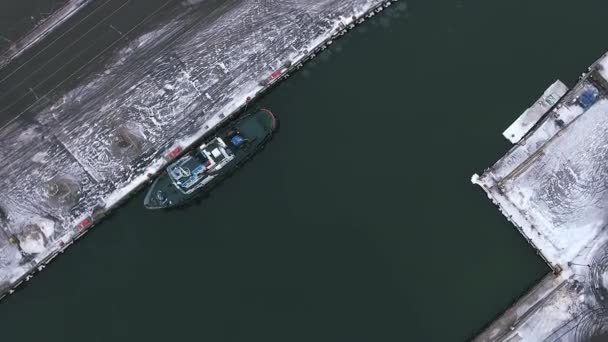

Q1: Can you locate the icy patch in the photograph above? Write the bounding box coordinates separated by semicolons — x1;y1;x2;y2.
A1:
31;151;48;163
598;54;608;81
16;126;42;143
19;233;45;255
217;62;229;73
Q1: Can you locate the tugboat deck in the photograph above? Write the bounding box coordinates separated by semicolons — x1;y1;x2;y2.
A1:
168;137;233;194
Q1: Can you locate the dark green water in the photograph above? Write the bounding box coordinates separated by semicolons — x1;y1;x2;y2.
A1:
6;0;608;340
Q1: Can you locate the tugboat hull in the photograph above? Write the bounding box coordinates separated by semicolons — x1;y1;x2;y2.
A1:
143;109;277;209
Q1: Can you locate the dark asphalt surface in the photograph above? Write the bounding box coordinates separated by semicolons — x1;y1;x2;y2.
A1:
0;0;71;51
0;0;182;126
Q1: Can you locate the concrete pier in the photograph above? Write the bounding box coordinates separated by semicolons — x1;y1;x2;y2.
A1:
0;0;93;69
473;52;608;341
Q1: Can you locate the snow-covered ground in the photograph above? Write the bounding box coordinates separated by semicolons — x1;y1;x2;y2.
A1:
0;0;396;298
473;52;608;341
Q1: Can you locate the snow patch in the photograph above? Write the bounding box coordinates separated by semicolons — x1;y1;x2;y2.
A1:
31;217;56;238
19;234;45;255
31;151;47;163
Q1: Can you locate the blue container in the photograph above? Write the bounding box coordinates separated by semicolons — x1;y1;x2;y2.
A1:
231;135;245;147
577;89;598;109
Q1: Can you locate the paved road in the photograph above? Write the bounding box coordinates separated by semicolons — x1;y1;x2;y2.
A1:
0;0;185;127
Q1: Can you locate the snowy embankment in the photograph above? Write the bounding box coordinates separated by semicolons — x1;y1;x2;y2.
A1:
0;0;401;300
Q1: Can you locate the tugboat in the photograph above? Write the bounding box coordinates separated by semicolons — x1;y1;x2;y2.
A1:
144;109;277;209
